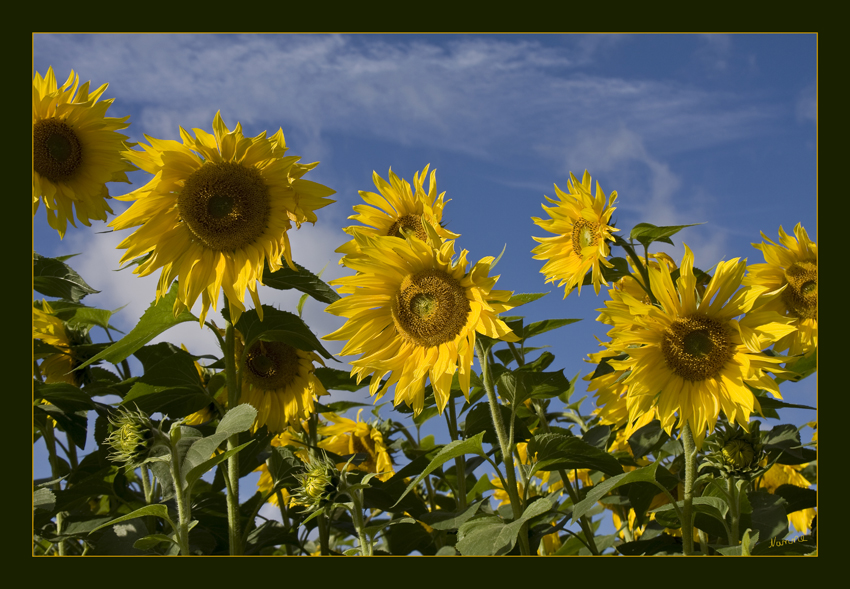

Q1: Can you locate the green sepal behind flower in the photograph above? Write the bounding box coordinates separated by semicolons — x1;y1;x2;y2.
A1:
105;406;170;470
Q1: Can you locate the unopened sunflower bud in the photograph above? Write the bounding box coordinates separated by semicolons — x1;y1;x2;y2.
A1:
704;422;766;480
105;406;170;469
292;453;340;514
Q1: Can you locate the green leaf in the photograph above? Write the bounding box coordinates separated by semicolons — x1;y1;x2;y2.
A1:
268;447;302;489
420;501;484;530
262;260;340;304
315;367;368;392
572;462;670;522
74;283;198;371
33;382;95;412
456;497;553;555
497;370;572;406
507;292;548;307
629;222;703;247
33;488;56;512
741;490;789;541
773;484;816;514
184;440;255;491
627;420;669;458
33;252;99;302
133;534;178;550
121;383;210;418
582;256;631;285
652;497;729;529
393;432;486;507
527;433;624;477
774;351;817;384
89;504;175;534
33;300;117;333
232;305;333;360
520;318;581;341
463;402;532;446
216;403;258;436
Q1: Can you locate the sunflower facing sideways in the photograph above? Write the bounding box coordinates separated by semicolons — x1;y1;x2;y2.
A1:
318;409;394;482
33;67;135;238
532;171;619;298
743;223;817;357
596;245;797;447
336;165;459;256
325;232;519;415
110;112;335;325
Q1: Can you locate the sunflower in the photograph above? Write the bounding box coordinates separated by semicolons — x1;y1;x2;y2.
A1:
235;331;328;433
317;409;394;481
597;245;797;447
337;165;459;257
532;171;619;298
743;223;817;357
325;232;519;415
756;462;816;534
33;67;135;238
110;112;335;325
33;300;89;386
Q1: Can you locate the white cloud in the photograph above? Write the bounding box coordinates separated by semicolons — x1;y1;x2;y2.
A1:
796;84;817;123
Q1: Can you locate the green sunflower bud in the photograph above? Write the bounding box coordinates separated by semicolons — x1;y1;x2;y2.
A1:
292;453;340;514
703;421;767;480
105;406;169;469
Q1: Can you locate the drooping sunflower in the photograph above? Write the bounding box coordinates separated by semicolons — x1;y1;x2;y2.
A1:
325;232;519;415
597;245;797;447
337;165;459;257
110;112;335;325
317;409;394;481
743;223;817;357
532;171;619;298
756;462;816;534
33;67;135;238
236;331;329;433
33;300;91;386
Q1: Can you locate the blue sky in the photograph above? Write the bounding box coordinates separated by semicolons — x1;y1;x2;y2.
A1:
33;34;817;531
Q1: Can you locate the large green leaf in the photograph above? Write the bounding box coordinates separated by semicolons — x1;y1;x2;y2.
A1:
571;462;672;521
33;252;99;302
262;260;340;304
314;367;368;391
629;222;703;247
456;497;553;555
33;382;95;412
496;369;572;406
393;432;485;507
506;292;548;307
121;383;210;418
75;283;198;370
89;504;175;534
231;305;333;360
774;350;817;384
527;433;623;477
33;300;118;333
520;318;581;341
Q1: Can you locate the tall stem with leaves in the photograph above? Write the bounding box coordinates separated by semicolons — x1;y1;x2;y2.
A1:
223;310;242;555
475;339;530;555
681;422;698;556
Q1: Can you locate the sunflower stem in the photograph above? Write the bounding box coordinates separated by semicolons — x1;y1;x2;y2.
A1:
349;487;373;556
168;438;192;556
681;421;698;556
445;398;467;510
223;315;243;555
475;339;530;556
727;477;741;545
619;240;657;305
43;421;66;556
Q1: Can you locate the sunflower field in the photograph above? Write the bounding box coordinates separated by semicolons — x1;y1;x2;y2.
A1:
33;49;817;557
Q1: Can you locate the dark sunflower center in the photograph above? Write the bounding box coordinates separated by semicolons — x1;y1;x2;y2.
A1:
33;118;83;182
392;268;471;347
571;219;599;257
178;162;270;251
781;261;817;320
242;341;301;390
661;314;735;381
387;214;428;241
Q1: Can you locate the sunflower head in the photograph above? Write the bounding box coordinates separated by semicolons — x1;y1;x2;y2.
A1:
33;67;135;238
325;232;519;415
596;244;797;447
33;301;95;386
703;421;767;480
236;328;328;433
532;171;619;298
337;165;459;258
110;111;335;326
292;453;341;514
318;410;395;481
105;406;169;470
744;223;817;356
